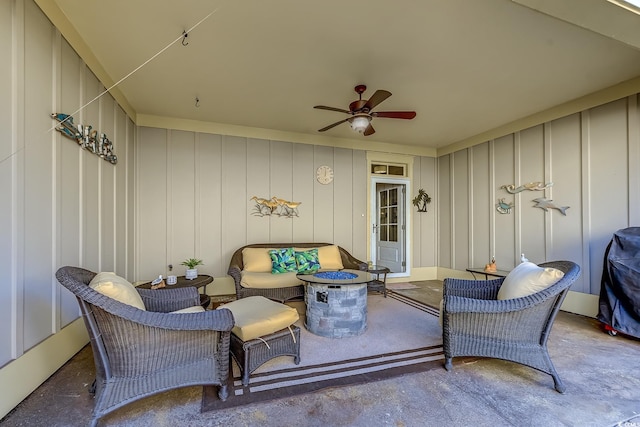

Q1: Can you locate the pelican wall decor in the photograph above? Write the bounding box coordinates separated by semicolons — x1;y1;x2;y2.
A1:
250;196;301;218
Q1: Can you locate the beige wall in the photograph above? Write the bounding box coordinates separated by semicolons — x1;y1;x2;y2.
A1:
135;128;376;286
0;0;135;418
439;95;640;297
5;0;640;420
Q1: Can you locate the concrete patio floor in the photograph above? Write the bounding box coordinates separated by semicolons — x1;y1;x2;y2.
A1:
1;280;639;427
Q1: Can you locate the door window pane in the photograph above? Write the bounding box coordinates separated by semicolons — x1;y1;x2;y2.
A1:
379;208;387;223
388;165;404;176
380;225;388;241
390;206;397;223
389;225;398;242
390;189;397;205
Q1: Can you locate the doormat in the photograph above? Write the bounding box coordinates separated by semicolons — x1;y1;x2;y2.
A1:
202;291;443;412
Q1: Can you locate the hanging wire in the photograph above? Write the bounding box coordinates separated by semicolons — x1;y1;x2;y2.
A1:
48;7;221;133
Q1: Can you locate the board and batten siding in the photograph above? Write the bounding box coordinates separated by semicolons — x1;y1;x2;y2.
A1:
135;128;369;283
438;95;640;295
0;0;135;418
412;156;438;269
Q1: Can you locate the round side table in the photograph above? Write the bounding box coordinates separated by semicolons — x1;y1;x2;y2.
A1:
366;265;390;297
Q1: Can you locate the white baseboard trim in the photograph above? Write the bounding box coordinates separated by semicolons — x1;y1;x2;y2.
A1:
0;318;89;420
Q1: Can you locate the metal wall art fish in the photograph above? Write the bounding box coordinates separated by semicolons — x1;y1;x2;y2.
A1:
501;182;553;194
532;198;569;216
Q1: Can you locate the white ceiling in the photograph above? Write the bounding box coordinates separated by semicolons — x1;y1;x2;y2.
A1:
41;0;640;153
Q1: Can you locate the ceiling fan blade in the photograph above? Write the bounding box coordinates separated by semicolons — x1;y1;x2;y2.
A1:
364;90;392;111
372;111;417;119
363;123;375;136
314;105;351;114
318;118;349;132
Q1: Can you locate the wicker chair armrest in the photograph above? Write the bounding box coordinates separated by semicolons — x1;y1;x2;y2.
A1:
443;301;550;342
95;315;232;379
337;245;366;270
133;307;235;332
443;277;503;300
137;287;200;312
91;294;235;331
228;266;242;284
444;294;537;314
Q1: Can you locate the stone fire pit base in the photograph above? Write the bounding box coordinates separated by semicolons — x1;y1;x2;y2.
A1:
305;282;367;338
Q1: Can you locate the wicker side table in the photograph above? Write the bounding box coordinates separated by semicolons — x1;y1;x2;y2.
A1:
137;275;213;309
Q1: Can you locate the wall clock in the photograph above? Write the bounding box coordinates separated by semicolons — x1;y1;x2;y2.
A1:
316;165;333;184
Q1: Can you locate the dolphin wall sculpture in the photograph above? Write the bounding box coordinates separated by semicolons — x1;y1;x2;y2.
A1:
532;198;569;216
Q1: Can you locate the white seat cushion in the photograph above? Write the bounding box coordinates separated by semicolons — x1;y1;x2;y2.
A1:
89;272;146;310
171;305;205;313
497;262;565;300
240;271;302;289
218;296;299;341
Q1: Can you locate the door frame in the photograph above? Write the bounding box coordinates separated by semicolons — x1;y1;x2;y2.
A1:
370;176;411;278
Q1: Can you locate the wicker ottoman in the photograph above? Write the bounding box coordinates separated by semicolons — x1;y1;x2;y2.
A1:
218;296;301;386
230;325;300;386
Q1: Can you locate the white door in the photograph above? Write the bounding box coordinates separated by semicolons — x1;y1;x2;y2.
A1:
375;184;405;273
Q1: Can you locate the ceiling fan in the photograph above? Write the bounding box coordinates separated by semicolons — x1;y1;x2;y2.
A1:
314;85;416;136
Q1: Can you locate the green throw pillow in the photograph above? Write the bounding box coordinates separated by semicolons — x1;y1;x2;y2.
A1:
295;248;321;273
269;247;297;274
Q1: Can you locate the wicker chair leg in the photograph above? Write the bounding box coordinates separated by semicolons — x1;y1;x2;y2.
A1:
444;357;453;371
218;384;229;401
89;379;96;395
551;372;566;393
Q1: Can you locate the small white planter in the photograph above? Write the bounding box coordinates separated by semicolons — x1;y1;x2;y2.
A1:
185;268;198;280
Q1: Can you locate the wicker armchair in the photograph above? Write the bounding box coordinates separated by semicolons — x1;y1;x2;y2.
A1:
55;267;235;427
228;243;366;302
442;260;581;393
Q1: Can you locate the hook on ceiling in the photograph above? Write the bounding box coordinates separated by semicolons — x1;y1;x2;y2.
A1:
195;97;200;108
181;30;189;46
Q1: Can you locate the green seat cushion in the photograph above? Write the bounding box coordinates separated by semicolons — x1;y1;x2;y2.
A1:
218;296;299;341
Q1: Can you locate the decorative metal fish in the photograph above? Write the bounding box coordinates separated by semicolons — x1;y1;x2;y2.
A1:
532;198;569;216
501;182;553;194
496;198;514;214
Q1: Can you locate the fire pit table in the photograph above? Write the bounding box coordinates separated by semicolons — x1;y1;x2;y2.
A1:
297;269;374;338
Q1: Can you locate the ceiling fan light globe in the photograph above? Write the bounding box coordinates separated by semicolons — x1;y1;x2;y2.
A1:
351;116;370;133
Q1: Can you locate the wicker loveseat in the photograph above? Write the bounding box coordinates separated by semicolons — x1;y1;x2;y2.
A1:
55;266;235;426
228;243;366;302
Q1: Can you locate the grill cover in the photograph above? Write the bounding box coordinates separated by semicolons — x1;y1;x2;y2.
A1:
598;227;640;338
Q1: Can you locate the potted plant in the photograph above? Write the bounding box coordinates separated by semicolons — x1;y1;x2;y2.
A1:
412;188;432;212
181;258;203;280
